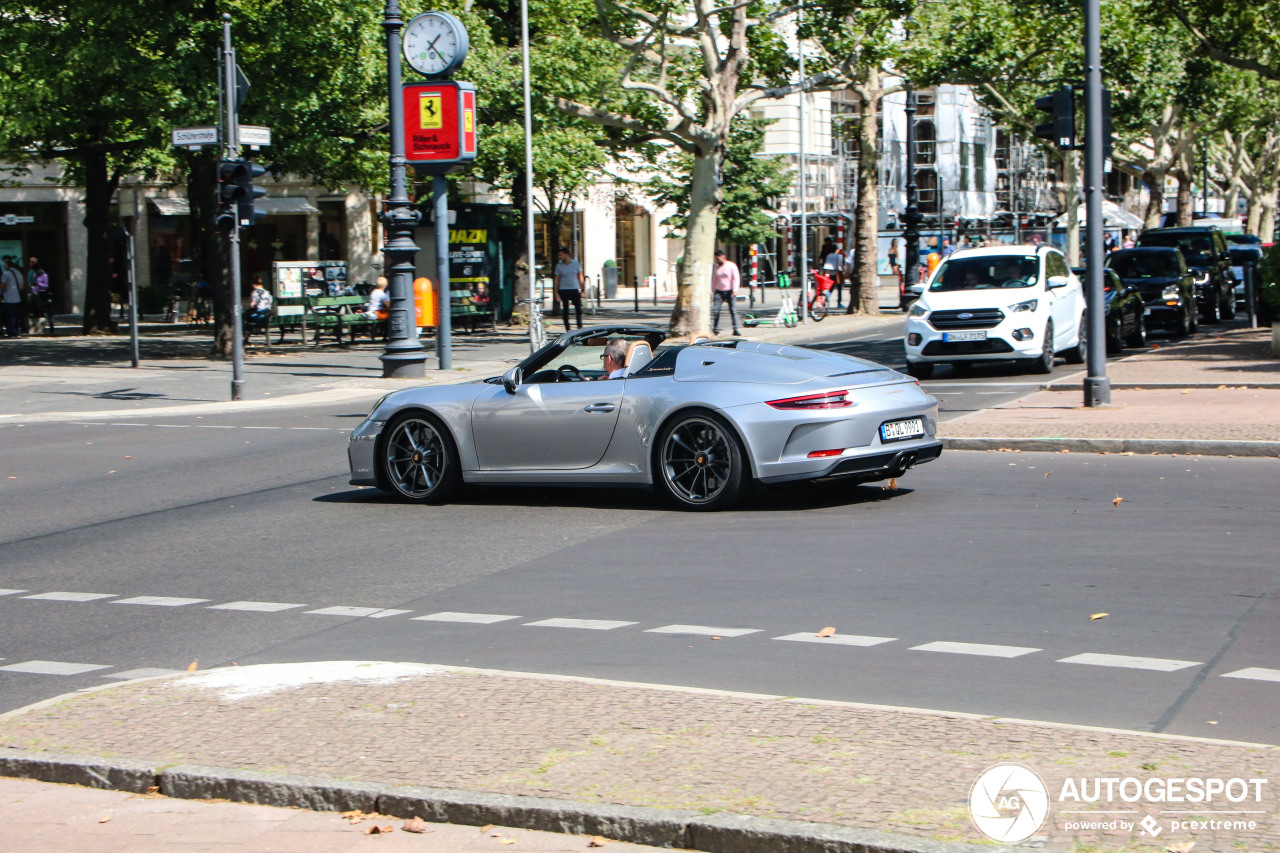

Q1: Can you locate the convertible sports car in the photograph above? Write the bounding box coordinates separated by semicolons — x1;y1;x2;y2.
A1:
348;325;942;510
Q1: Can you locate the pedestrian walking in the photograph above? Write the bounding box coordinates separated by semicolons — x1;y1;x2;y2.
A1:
711;248;740;336
553;247;584;331
1;257;24;338
27;260;53;334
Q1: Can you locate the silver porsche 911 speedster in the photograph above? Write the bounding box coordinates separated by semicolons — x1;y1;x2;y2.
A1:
348;325;941;510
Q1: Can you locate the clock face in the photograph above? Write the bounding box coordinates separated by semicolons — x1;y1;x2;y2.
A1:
403;12;468;78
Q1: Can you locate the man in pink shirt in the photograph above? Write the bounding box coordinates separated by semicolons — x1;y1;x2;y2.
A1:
711;248;740;336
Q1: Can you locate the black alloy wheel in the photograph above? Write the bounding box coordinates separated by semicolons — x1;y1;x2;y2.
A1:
1124;311;1147;348
657;411;747;511
379;412;461;503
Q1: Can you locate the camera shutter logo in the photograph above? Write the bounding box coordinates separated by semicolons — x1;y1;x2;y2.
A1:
969;763;1050;844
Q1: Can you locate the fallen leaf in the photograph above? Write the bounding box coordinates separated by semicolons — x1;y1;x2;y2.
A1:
711;636;722;640
98;815;111;823
146;786;160;794
187;660;198;671
817;627;836;638
479;825;495;834
1090;613;1109;621
1061;449;1070;453
124;456;132;459
364;824;395;835
885;477;899;490
1181;389;1190;395
1165;842;1196;853
589;837;608;847
402;817;428;833
500;840;516;846
1044;472;1052;478
1112;494;1123;507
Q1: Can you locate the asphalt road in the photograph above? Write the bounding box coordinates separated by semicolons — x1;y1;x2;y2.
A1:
2;405;1277;746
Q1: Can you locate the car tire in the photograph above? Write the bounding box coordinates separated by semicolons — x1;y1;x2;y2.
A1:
1026;321;1055;374
655;410;747;511
1124;312;1147;348
1106;318;1124;354
1221;287;1236;320
1063;317;1087;364
1202;291;1220;324
379;411;462;504
905;361;934;379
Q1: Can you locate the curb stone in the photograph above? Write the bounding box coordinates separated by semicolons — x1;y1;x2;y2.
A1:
1043;381;1280;391
0;749;1021;853
940;437;1280;457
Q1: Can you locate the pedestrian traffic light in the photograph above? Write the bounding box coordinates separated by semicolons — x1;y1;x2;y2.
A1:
215;158;267;232
1101;87;1113;161
1034;86;1075;150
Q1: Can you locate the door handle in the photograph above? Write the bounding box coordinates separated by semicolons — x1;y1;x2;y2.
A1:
583;403;616;413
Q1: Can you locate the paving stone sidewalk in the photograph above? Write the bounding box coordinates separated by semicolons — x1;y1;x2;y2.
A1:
1;664;1276;852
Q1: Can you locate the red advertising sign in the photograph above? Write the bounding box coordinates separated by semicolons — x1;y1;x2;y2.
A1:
403;81;477;169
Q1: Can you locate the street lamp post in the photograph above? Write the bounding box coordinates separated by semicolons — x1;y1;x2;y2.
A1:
1082;0;1110;406
380;0;428;378
902;88;923;298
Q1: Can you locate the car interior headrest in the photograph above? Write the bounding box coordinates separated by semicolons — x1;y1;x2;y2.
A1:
623;340;653;375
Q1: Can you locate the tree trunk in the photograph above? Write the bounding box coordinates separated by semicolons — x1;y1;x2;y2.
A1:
1141;168;1165;229
81;150;119;334
669;148;720;335
849;71;881;315
1061;151;1081;267
510;169;533;315
1260;178;1279;242
1175;164;1194;226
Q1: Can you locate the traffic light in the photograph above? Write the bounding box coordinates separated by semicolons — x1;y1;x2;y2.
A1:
1034;86;1075;150
215;158;266;232
1101;87;1113;160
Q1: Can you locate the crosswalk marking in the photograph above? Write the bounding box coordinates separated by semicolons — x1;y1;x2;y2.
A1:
413;611;520;624
113;596;209;607
524;618;638;630
773;632;896;647
912;641;1041;658
1221;667;1280;683
307;606;412;618
0;660;112;676
207;601;305;613
22;592;116;602
1057;653;1201;672
645;624;761;638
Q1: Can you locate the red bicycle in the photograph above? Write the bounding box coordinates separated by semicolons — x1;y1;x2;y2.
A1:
808;271;835;321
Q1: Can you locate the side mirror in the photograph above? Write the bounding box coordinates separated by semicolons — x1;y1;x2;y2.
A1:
1047;275;1069;289
501;366;521;394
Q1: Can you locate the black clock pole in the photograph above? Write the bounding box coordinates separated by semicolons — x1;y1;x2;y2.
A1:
380;0;428;378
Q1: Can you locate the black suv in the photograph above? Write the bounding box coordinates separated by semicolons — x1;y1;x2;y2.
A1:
1135;226;1236;322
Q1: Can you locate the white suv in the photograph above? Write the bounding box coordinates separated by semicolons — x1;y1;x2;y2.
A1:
903;245;1087;379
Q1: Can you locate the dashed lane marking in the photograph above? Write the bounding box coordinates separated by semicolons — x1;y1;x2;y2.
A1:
524;618;639;630
1057;652;1201;672
307;606;413;618
207;601;306;613
103;668;187;680
773;632;896;647
113;596;210;607
645;624;762;638
1221;667;1280;683
0;660;112;676
21;592;116;602
911;641;1041;658
413;611;520;624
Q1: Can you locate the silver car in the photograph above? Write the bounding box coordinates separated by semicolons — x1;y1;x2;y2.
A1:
348;325;942;510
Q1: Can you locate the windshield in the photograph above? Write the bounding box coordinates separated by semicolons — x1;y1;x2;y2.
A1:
1138;232;1214;264
1107;253;1179;278
928;255;1039;291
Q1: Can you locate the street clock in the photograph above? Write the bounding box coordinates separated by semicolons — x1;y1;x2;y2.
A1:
403;11;469;79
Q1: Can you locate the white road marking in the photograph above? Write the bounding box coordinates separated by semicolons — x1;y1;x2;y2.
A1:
0;589;27;597
153;424;190;428
524;618;639;630
102;668;187;680
645;624;761;637
912;641;1041;658
113;596;209;607
413;611;520;624
242;426;281;430
1057;652;1201;672
207;601;305;613
22;592;116;602
1221;667;1280;683
975;390;1019;395
0;660;112;675
773;632;896;647
307;606;412;618
196;425;237;429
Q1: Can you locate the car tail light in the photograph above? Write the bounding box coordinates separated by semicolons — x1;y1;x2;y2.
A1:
766;390;853;409
807;448;844;458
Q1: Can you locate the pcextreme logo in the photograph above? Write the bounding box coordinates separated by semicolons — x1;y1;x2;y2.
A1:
968;763;1051;844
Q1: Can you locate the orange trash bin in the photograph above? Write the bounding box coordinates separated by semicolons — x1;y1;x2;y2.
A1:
414;277;435;328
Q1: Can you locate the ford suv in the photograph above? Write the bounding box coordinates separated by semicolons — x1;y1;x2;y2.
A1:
903;245;1087;379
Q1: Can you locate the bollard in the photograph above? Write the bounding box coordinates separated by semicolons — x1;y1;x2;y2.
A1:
633;274;639;312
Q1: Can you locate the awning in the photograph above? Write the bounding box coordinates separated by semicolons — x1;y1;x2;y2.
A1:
149;197;190;216
258;197;320;214
1053;201;1145;230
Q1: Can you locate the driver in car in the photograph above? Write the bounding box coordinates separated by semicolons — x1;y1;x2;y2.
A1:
598;338;629;379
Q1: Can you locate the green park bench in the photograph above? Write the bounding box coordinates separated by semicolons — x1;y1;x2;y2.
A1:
450;288;494;333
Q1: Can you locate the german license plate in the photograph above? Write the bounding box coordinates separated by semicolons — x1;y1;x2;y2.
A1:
942;330;986;342
881;418;925;443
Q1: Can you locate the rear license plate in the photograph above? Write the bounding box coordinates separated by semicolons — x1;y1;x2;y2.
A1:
942;330;987;342
881;418;925;443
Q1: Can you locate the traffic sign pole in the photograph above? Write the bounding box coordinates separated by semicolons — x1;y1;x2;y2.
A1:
223;13;245;401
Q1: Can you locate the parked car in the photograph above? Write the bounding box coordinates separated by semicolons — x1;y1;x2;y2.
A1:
903;244;1087;378
1072;267;1146;352
1105;247;1198;337
349;325;942;511
1135;226;1235;322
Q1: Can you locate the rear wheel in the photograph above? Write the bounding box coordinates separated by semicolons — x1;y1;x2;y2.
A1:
1124;311;1147;348
379;412;461;503
656;411;746;511
1027;321;1055;374
905;361;934;379
1106;316;1125;354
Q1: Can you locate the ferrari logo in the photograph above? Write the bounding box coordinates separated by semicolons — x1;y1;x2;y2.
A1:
420;94;443;129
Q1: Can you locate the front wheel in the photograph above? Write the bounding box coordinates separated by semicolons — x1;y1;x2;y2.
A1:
656;411;747;511
1027;321;1055;374
1063;317;1087;364
379;412;461;503
1221;287;1236;320
1124;311;1147;348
